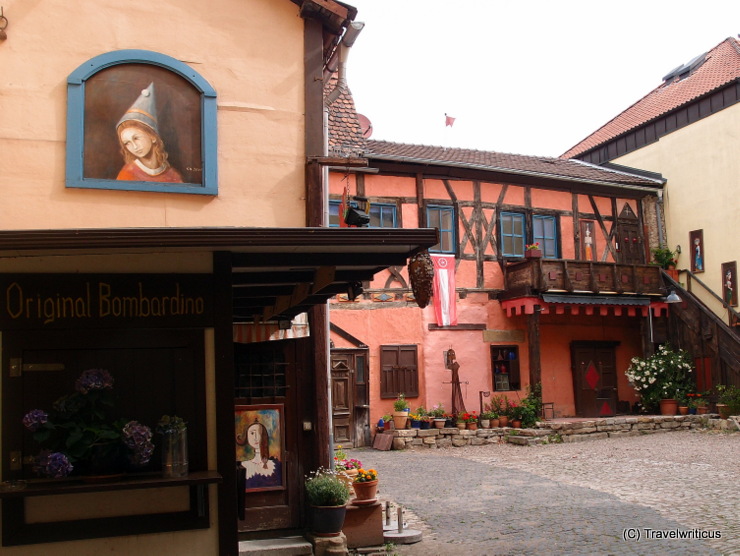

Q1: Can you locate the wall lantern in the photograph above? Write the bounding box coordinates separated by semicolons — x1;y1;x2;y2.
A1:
344;196;370;227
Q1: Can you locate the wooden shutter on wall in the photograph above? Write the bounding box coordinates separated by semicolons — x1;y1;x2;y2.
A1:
380;345;419;398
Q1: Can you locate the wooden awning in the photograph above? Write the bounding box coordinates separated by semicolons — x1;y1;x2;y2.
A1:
0;227;438;324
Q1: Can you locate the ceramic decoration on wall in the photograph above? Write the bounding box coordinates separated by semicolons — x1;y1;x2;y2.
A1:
690;229;704;273
722;261;738;307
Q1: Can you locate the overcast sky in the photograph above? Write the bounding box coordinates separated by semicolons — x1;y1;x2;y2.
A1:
344;1;740;157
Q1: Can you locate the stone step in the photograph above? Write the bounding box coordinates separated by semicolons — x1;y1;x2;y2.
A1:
238;536;313;556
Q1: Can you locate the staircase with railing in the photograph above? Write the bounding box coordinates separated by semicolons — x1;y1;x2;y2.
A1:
666;269;740;389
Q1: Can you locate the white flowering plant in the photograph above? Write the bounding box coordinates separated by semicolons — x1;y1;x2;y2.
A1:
625;344;694;412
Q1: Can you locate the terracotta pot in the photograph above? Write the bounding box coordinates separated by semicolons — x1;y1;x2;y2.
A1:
456;422;466;429
511;420;522;429
716;404;731;419
309;504;347;537
498;416;509;427
466;422;478;431
339;468;358;495
678;406;689;415
525;249;542;259
433;419;446;429
352;479;378;503
491;418;500;428
659;399;678;416
392;412;408;430
697;406;709;415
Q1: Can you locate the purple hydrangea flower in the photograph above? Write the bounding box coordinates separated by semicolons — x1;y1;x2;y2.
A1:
22;409;48;432
75;368;114;394
122;421;154;466
33;451;73;478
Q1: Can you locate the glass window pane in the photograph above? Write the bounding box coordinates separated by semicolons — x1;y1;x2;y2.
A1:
513;216;524;235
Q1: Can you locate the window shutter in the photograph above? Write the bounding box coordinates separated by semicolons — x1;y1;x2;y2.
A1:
380;345;418;398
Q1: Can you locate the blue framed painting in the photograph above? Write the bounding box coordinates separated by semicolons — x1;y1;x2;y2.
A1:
66;49;217;195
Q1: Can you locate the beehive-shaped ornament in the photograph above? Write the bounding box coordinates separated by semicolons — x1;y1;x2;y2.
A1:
408;251;434;308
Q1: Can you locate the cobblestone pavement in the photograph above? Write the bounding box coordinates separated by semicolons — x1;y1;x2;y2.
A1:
349;430;739;556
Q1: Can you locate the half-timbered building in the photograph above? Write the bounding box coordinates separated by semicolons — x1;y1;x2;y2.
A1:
328;128;675;443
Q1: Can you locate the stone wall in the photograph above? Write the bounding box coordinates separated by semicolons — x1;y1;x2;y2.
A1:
386;415;738;449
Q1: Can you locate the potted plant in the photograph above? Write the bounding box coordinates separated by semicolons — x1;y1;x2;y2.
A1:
381;414;393;431
525;242;542;258
305;467;350;537
416;406;432;429
392;393;409;429
333;445;362;491
459;411;479;430
625;343;694;414
429;403;447;428
480;410;496;428
22;368;154;478
651;246;679;279
156;414;188;477
715;384;740;419
408;413;422;428
351;467;379;503
490;394;511;427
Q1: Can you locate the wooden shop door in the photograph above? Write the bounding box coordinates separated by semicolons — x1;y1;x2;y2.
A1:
572;342;618;418
235;338;310;533
330;349;369;447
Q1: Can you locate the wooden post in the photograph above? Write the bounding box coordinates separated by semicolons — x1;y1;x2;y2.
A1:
527;310;542;388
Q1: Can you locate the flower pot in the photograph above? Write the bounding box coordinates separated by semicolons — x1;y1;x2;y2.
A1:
433;418;446;429
352;479;378;503
491;418;500;428
525;249;542;259
309;504;347;537
383;421;392;431
716;404;731;419
456;422;466;430
466;422;478;431
659;399;678;416
410;419;421;429
697;406;709;415
511;420;522;429
498;416;509;427
338;469;358;495
480;419;490;429
419;420;431;430
678;406;689;415
689;408;697;415
392;412;408;430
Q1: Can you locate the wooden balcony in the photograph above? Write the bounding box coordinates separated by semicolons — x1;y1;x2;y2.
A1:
503;258;666;298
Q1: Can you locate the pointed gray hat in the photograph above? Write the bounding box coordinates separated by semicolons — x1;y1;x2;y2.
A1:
116;82;158;133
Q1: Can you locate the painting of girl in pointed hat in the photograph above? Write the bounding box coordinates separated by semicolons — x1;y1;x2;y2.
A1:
79;63;203;187
116;82;183;183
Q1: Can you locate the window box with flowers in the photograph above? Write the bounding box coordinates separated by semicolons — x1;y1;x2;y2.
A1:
625;344;694;414
525;243;542;259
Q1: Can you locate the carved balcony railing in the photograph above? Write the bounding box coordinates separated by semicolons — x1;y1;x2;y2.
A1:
502;258;667;299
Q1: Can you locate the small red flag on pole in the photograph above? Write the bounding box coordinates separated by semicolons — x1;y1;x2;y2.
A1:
445;113;455;127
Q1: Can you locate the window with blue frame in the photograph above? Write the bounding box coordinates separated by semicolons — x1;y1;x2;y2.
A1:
500;212;525;257
66;49;218;195
329;200;397;228
533;215;558;258
426;205;455;253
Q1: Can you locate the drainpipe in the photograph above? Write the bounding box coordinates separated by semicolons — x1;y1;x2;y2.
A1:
325;22;365;106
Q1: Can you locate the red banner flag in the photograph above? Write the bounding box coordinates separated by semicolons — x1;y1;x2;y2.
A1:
431;254;457;326
445;113;455;127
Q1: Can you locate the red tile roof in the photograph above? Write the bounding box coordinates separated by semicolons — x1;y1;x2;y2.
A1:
325;76;367;158
562;37;740;159
365;140;664;189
